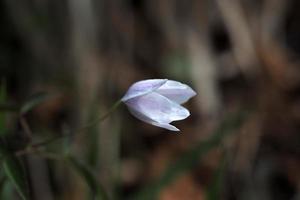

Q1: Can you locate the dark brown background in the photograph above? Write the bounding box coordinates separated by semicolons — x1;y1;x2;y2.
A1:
0;0;300;199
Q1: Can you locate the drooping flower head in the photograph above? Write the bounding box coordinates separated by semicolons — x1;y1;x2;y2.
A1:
122;79;196;131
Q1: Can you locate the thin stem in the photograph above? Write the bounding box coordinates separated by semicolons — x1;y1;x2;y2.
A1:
20;116;33;140
16;148;65;160
15;99;123;156
31;135;64;148
81;99;122;130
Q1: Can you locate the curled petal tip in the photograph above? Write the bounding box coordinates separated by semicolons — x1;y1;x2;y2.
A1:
151;122;180;131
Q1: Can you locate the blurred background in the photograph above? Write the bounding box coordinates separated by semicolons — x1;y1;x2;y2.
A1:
0;0;300;199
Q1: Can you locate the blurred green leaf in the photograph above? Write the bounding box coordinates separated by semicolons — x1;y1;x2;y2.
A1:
0;172;7;195
68;155;109;200
132;110;248;200
0;176;15;200
206;154;227;200
20;92;50;115
0;79;7;134
1;149;29;200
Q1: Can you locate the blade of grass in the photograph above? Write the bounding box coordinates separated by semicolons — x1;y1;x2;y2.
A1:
0;178;15;200
20;92;51;115
0;147;30;200
132;110;248;200
85;103;101;200
67;155;109;200
206;152;227;200
0;79;7;135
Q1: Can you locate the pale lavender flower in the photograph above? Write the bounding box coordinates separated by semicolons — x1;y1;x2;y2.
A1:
122;79;196;131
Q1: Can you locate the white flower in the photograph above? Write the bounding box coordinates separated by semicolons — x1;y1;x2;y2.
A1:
122;79;196;131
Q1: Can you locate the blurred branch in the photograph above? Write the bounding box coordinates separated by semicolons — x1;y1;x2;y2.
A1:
216;0;258;78
187;29;221;117
188;0;222;117
258;0;300;89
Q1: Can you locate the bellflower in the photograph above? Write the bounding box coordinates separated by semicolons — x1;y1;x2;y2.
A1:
122;79;196;131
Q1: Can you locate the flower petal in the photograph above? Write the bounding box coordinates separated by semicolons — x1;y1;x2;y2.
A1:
124;92;190;124
156;80;196;104
127;107;179;131
127;106;154;124
121;79;167;102
151;122;180;131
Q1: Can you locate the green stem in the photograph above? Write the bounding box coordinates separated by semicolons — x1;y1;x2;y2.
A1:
81;99;122;130
16;99;123;155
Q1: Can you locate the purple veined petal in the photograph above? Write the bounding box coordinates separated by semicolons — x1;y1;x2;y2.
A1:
121;79;168;102
124;92;190;125
155;80;196;104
